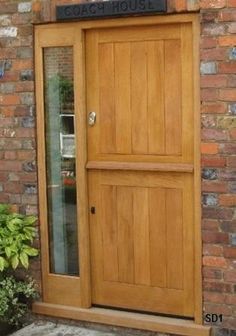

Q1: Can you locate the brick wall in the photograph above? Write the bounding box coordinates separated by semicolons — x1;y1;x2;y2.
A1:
1;0;236;334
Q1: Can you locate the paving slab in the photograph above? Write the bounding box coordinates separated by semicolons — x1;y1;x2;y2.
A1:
10;322;118;336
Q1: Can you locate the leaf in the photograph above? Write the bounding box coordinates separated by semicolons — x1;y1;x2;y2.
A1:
0;256;5;271
11;255;19;269
19;251;29;269
5;246;12;258
0;204;10;215
24;247;38;257
24;216;37;226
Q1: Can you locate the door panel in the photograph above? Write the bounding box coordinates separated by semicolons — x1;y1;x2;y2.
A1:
86;22;195;317
87;24;193;162
89;171;194;316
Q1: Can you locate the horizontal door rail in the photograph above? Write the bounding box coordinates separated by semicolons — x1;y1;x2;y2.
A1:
86;161;194;173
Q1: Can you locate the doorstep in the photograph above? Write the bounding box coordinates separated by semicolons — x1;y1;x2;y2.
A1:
33;302;211;336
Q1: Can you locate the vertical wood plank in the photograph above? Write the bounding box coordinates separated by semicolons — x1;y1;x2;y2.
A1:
164;40;182;156
166;188;183;289
115;43;132;154
117;186;134;284
99;43;116;154
149;187;167;288
131;42;148;154
133;187;150;285
101;185;119;281
147;41;165;155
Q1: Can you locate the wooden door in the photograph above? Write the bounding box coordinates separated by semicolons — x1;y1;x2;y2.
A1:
86;22;195;317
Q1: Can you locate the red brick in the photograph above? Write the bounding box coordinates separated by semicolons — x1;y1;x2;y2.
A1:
219;62;236;73
202;181;227;192
0;95;20;105
175;0;187;11
201;37;218;49
15;82;34;93
203;244;223;256
204;303;232;315
224;270;236;282
4;182;23;194
204;281;232;293
219;89;236;101
203;207;234;220
228;0;236;6
0;160;21;172
201;115;217;127
225;295;236;304
218;9;236;21
219;35;236;46
201;143;219;154
17;150;36;160
224;247;236;258
219;194;236;206
0;194;9;203
15;128;35;138
204;292;226;303
221;220;236;233
201;102;227;114
203;267;223;279
202;128;228;140
203;231;229;244
200;0;226;8
12;59;33;71
227;156;236;166
4;151;17;160
202;219;220;231
229;128;236;139
203;256;227;268
201;156;226;168
201;48;227;61
201;75;227;88
201;88;219;101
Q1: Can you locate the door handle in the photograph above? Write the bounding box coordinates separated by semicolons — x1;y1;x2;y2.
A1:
88;111;96;126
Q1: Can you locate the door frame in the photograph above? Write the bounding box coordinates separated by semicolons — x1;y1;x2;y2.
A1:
34;13;203;331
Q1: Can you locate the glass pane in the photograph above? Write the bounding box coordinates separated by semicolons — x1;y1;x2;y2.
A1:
43;47;79;276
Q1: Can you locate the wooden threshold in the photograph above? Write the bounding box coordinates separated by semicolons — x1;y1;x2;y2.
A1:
86;161;194;173
33;302;211;336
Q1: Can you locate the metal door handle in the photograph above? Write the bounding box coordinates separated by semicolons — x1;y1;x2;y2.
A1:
88;111;96;126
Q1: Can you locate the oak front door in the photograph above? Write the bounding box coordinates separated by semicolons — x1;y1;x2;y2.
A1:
87;22;195;317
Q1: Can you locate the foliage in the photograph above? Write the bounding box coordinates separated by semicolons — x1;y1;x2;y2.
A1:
0;204;39;328
0;204;38;271
0;275;38;327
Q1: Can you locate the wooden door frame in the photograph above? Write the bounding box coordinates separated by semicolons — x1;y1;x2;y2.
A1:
34;13;206;334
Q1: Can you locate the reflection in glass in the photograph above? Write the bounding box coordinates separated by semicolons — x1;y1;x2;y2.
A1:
43;47;79;275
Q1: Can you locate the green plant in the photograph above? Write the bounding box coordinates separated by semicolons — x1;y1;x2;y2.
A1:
0;204;38;271
0;204;39;328
47;74;74;108
0;275;38;327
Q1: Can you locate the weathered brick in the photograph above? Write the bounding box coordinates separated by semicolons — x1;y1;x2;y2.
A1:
201;102;226;114
201;75;227;88
4;182;23;193
219;89;236;101
0;27;17;37
228;182;236;193
221;221;236;233
218;116;236;129
24;184;37;194
0;160;21;171
203;256;227;268
202;128;228;140
202;219;220;231
21;116;35;128
22;161;36;172
202;168;218;180
201;48;227;61
203;244;223;256
20;69;33;81
201;88;219;101
219;169;236;180
18;2;32;13
202;193;218;206
203;267;223;280
202;181;228;192
204;281;232;293
202;23;226;36
220;144;236;154
230;234;236;246
0;95;20;105
203;231;229;244
219;195;236;206
200;0;226;8
203;207;234;220
200;61;217;74
17;47;33;59
224;247;236;259
205;303;232;316
204;292;226;303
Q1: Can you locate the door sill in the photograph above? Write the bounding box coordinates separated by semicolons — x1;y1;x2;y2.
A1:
33;302;211;336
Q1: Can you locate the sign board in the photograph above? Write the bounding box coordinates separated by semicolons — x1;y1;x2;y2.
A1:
56;0;167;20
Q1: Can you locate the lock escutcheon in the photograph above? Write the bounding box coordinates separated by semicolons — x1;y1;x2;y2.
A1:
88;111;96;126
